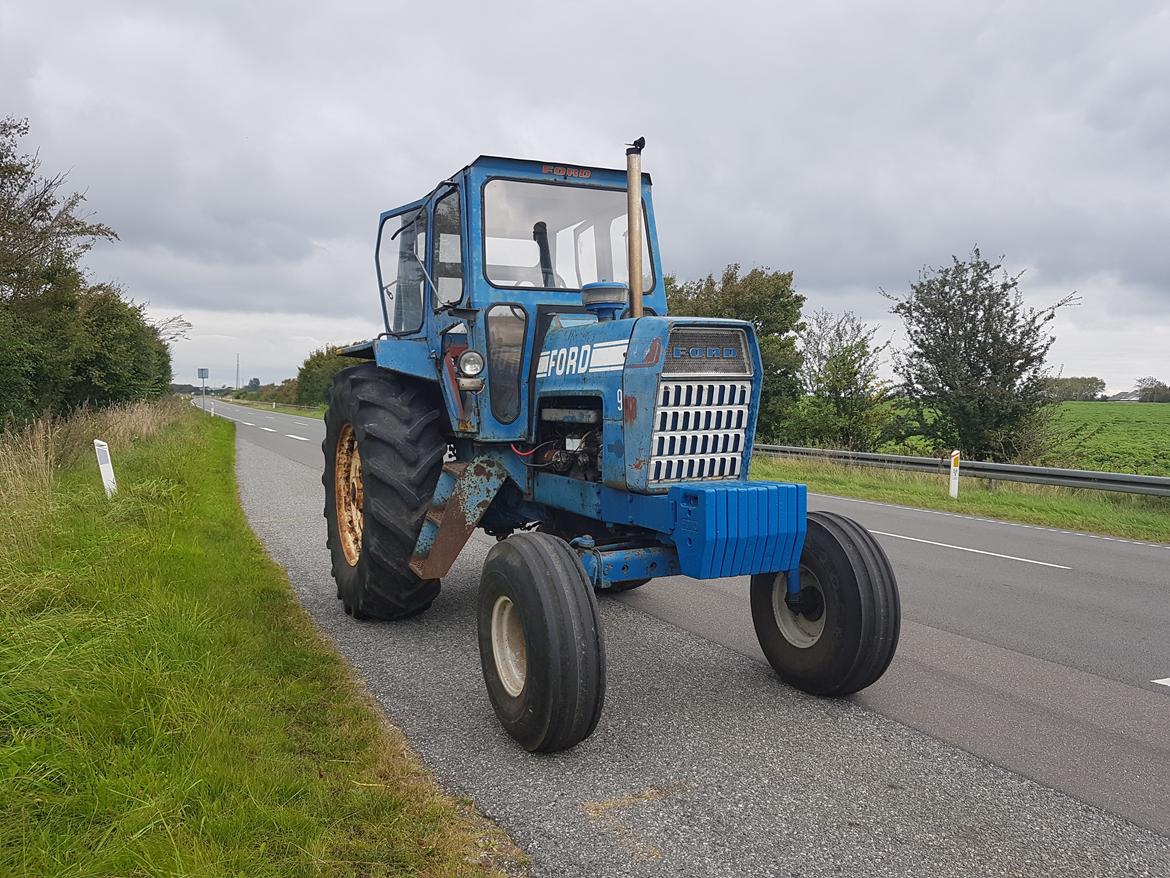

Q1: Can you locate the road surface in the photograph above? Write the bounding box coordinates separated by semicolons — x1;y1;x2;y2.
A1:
204;399;1170;876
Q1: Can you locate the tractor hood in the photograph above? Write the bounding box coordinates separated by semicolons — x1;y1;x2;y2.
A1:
534;315;764;493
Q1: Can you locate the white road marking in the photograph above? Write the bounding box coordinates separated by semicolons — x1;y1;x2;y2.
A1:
285;434;310;441
869;530;1072;569
1152;678;1170;688
260;427;277;432
811;492;1170;551
242;421;255;426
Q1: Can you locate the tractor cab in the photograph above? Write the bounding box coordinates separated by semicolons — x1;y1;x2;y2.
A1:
366;154;670;443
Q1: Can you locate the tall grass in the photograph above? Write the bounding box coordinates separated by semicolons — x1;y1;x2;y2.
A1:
0;399;187;562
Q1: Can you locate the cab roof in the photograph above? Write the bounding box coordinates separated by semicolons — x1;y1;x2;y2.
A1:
464;155;652;187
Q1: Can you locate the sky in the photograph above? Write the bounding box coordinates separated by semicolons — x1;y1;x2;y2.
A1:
3;1;1168;393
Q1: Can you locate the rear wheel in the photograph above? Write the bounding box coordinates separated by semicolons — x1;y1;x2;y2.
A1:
751;511;899;695
478;532;606;752
322;364;446;620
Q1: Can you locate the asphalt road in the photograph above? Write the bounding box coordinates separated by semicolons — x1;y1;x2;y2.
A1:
204;398;1170;876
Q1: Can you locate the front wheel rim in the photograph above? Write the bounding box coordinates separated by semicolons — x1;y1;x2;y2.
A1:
772;566;826;649
491;595;528;697
335;423;363;567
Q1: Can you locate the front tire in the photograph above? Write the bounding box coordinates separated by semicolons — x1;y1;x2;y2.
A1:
322;364;446;620
751;511;899;695
478;532;606;752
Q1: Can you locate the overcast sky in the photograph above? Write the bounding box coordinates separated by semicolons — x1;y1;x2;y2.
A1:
4;2;1167;392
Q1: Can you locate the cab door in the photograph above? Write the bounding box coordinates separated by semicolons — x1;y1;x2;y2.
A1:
375;202;429;337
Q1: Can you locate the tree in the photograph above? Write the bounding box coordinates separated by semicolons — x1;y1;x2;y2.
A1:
667;264;804;441
1135;377;1170;403
247;377;261;391
786;309;895;451
0;117;170;421
885;247;1076;461
1044;376;1106;402
296;347;353;405
1;118;115;298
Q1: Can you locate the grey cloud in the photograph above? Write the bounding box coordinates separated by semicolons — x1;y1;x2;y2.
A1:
3;0;1168;389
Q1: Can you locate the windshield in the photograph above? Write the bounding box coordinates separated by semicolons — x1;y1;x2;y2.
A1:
483;180;653;291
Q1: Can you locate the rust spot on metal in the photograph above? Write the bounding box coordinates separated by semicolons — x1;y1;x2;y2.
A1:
631;457;645;470
414;457;508;579
622;394;638;423
334;422;364;567
628;337;662;369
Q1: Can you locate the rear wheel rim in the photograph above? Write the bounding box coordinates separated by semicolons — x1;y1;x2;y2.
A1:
772;566;826;649
335;423;363;567
491;595;527;697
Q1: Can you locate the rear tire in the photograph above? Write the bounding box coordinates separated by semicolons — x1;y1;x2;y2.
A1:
478;532;606;752
751;511;900;695
322;364;446;620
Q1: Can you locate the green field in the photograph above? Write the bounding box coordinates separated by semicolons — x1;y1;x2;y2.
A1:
1051;402;1170;476
0;402;518;877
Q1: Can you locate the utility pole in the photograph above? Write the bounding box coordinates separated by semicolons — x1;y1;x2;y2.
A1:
236;353;240;390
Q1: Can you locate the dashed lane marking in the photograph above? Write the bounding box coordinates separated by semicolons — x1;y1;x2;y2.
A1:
1152;678;1170;688
812;493;1169;550
285;434;310;441
242;421;255;426
869;530;1072;569
259;427;277;432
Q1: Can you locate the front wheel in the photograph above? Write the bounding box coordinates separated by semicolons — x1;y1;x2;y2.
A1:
477;532;606;752
751;511;899;695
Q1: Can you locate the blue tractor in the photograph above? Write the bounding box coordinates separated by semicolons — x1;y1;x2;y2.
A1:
323;140;900;752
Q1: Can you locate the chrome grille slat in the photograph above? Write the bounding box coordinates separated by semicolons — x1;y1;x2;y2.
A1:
650;379;751;484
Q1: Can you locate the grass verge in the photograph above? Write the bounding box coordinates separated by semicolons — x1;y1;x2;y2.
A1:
0;401;521;877
752;454;1170;544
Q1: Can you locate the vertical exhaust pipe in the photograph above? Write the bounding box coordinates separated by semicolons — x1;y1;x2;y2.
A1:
626;136;645;318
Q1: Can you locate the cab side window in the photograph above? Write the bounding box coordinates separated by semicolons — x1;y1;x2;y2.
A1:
377;209;427;333
432;189;463;307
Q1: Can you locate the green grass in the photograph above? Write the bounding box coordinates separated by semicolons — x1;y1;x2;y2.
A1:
752;454;1170;544
1051;401;1170;476
227;398;326;419
0;404;520;877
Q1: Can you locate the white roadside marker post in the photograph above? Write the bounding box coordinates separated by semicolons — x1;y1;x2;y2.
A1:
210;400;216;417
93;439;117;497
949;449;961;499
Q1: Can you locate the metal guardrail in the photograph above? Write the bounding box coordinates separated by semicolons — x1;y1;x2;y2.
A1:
754;444;1170;498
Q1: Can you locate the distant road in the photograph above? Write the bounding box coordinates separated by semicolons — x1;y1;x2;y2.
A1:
207;398;1170;875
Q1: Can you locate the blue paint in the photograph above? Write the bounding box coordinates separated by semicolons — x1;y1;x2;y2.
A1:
576;543;682;589
533;473;806;580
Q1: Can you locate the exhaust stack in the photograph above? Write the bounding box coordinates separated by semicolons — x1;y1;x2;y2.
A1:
626;137;645;318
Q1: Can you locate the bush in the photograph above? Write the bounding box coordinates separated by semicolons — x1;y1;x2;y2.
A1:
296;348;351;405
1;118;173;423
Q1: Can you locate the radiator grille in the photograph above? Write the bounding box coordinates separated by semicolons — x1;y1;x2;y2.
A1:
663;327;751;376
650;380;751;483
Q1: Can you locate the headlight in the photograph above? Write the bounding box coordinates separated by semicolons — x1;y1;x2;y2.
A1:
457;349;485;377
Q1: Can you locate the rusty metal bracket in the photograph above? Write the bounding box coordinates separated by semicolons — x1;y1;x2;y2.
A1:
410;457;510;580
